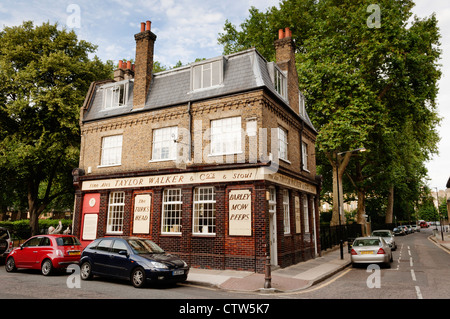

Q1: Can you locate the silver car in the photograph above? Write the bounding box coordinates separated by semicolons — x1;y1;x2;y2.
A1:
350;237;393;268
371;230;397;251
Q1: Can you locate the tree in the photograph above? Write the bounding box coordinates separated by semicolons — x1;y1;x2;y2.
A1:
218;0;441;229
0;21;114;235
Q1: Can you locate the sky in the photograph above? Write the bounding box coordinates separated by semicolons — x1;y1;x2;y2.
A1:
0;0;449;190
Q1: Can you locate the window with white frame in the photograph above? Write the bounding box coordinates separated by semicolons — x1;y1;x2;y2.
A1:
192;60;223;90
274;68;287;99
193;187;216;235
103;83;128;109
302;141;309;171
210;116;242;155
107;192;125;234
161;189;182;234
152;126;178;161
299;91;306;117
303;194;310;233
278;127;288;161
100;135;123;166
283;189;290;234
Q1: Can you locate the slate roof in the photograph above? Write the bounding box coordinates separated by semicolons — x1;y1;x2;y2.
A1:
82;48;316;132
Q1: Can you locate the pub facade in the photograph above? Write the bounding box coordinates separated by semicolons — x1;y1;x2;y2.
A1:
72;21;321;272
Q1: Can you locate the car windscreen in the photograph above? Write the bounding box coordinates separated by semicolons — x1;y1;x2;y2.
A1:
353;239;381;247
0;229;9;240
372;232;391;237
127;239;165;254
56;237;81;246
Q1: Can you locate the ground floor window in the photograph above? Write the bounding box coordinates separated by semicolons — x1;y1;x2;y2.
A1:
193;187;216;234
283;189;290;234
162;188;183;234
107;191;125;233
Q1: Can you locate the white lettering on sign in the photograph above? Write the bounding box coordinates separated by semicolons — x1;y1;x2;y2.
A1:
228;189;252;236
133;194;151;234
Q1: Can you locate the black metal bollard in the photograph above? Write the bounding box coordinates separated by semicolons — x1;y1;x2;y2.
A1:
264;255;271;289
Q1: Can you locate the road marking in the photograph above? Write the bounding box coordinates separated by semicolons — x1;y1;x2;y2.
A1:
415;286;423;299
410;257;413;267
411;269;416;281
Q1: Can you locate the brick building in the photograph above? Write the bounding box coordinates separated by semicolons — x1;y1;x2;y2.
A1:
72;21;321;272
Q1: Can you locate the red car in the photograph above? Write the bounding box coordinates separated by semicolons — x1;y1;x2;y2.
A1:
5;234;82;276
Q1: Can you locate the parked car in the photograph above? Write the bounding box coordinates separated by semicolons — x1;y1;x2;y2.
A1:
411;225;420;232
398;225;409;234
393;227;405;236
371;230;397;251
420;221;429;228
405;225;414;233
79;237;190;288
0;227;13;260
5;234;82;275
350;237;393;268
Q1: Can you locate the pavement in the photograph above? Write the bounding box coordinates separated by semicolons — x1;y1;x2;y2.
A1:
186;246;351;293
186;231;450;294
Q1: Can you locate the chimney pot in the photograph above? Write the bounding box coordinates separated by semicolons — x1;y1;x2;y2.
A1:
118;60;123;69
146;20;151;31
140;22;145;32
278;29;284;39
285;27;291;38
127;60;132;69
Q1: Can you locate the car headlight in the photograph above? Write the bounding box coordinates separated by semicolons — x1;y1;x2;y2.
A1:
182;260;188;268
148;261;168;269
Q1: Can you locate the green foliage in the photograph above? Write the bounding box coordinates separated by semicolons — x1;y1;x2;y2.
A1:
0;21;114;234
218;0;442;223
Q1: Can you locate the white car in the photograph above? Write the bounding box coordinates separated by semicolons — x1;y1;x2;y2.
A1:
350;237;393;268
371;230;397;251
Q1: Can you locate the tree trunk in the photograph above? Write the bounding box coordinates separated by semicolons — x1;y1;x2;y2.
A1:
327;152;352;226
385;185;394;224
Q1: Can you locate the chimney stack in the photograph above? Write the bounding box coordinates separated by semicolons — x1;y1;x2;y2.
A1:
274;27;299;114
133;20;157;109
114;59;135;82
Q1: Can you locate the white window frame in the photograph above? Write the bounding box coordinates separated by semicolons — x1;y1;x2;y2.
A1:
274;68;287;99
283;189;290;234
106;192;125;234
102;82;128;109
210;116;242;156
192;59;223;91
100;135;123;167
193;187;216;235
161;189;183;234
278;127;288;161
151;126;178;161
299;91;306;117
303;194;310;233
302;141;309;171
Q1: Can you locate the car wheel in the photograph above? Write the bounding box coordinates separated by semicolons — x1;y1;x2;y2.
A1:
41;259;53;276
131;267;146;288
80;261;93;280
5;257;16;272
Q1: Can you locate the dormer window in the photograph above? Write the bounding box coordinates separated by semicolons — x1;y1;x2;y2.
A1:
274;68;287;100
102;81;129;110
299;91;306;117
192;59;223;91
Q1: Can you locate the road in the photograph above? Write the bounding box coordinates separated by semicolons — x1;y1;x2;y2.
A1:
0;227;448;300
278;227;450;299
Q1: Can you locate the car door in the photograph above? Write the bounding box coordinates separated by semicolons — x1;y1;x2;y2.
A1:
107;239;133;279
15;237;41;268
33;237;53;270
90;238;113;275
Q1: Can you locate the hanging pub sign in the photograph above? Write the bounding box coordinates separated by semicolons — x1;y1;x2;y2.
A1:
228;189;252;236
133;194;151;234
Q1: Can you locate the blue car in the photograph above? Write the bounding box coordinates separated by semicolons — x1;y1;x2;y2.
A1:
79;237;189;288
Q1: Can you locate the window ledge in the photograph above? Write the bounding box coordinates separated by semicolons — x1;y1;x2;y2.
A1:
98;164;121;168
